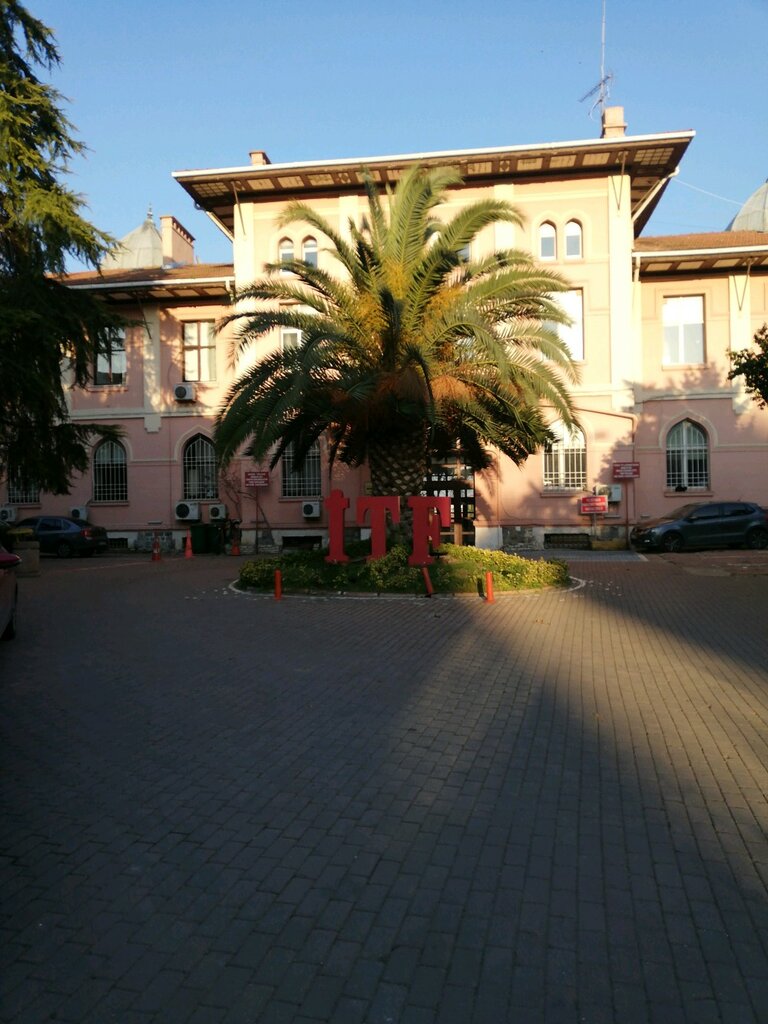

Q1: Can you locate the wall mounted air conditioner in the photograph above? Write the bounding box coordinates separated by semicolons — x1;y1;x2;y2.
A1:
175;501;200;521
174;383;196;402
209;503;227;521
70;506;88;520
0;506;17;523
302;500;321;519
598;485;623;504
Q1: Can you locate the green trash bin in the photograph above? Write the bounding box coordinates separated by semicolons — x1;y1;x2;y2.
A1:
190;523;209;554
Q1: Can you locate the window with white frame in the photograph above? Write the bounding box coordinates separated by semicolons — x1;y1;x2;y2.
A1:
663;296;704;365
666;420;709;489
183;435;218;500
183;322;216;382
539;222;556;260
93;439;127;502
279;238;294;273
302;237;318;267
544;422;587;490
281;327;302;352
565;220;582;258
95;329;126;385
7;478;40;504
281;441;321;498
549;289;584;361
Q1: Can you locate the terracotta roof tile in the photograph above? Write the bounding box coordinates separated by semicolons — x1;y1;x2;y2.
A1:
635;231;768;252
62;263;234;286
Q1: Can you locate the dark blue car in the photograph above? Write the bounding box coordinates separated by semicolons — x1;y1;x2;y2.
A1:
630;501;768;553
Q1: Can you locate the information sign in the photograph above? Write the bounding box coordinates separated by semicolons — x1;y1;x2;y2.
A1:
245;470;270;488
580;494;608;515
612;462;640;480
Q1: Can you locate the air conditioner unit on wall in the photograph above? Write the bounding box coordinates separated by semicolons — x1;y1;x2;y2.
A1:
174;383;196;402
0;506;17;523
598;485;623;504
302;500;321;519
209;503;227;521
70;506;88;520
175;501;200;521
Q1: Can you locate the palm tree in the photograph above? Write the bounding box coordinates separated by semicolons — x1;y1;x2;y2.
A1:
215;165;580;504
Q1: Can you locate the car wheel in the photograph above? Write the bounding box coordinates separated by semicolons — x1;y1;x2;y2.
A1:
1;591;17;641
56;541;72;558
746;528;768;550
662;532;683;553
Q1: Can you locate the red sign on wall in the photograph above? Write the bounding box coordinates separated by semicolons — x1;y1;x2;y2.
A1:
245;470;270;488
612;462;640;480
580;494;608;515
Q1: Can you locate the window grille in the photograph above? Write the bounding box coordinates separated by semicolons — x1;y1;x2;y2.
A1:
183;435;218;500
666;420;709;489
544;423;586;489
7;479;40;504
183;322;216;382
93;440;128;502
95;329;126;385
281;441;321;497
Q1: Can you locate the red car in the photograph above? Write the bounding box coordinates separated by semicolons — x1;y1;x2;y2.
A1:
0;543;20;640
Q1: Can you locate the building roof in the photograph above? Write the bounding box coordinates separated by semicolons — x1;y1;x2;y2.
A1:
65;263;235;302
728;179;768;232
102;210;164;270
634;231;768;274
173;129;695;240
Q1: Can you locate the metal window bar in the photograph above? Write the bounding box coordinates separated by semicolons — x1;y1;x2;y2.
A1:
666;421;708;488
183;436;218;500
282;442;321;497
93;441;127;502
544;430;586;489
7;480;40;504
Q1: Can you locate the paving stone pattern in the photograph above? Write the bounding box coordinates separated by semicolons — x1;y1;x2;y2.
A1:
1;555;767;1023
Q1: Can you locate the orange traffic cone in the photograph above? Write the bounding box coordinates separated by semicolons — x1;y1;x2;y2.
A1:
185;529;193;559
151;534;161;562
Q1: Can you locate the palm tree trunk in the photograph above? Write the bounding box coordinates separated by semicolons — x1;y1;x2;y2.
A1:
368;429;430;538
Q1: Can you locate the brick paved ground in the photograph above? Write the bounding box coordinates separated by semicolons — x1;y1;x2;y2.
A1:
1;551;767;1023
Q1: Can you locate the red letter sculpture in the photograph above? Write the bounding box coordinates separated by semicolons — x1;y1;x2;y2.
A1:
357;496;400;561
407;496;451;566
324;489;350;563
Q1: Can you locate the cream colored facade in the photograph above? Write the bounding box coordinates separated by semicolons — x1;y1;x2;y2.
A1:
4;111;767;551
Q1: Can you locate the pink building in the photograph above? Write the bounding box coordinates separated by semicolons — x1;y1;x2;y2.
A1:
3;111;767;551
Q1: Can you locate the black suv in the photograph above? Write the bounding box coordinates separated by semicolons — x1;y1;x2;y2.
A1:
630;502;768;553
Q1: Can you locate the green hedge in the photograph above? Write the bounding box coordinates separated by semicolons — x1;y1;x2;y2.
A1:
238;543;568;595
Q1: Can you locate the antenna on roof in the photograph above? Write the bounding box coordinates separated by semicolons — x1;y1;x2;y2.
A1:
579;0;613;119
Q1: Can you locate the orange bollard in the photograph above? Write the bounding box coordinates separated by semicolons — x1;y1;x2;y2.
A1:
485;570;495;604
185;529;193;559
421;566;434;597
274;569;282;601
151;533;161;562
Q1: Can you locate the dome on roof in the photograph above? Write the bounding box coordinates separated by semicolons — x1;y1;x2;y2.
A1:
101;207;163;269
728;179;768;232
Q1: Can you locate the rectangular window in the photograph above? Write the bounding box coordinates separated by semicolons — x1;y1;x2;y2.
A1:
549;290;584;361
663;296;704;365
183;322;216;382
282;442;321;498
7;479;40;504
281;328;302;352
95;329;126;385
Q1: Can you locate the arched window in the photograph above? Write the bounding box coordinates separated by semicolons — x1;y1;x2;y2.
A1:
666;420;709;489
539;222;556;260
183;435;218;500
93;440;127;502
302;237;318;268
544;422;586;490
278;238;294;273
565;220;582;258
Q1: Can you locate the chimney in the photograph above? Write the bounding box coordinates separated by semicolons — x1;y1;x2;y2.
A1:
601;105;627;139
249;150;271;166
160;216;195;266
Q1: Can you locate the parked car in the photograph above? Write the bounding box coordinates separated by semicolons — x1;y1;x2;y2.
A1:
9;516;109;558
630;502;768;553
0;544;20;640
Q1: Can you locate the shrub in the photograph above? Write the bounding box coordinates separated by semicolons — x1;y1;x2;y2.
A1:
237;543;569;595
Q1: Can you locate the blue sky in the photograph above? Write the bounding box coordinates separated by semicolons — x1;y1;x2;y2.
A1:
34;0;768;267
